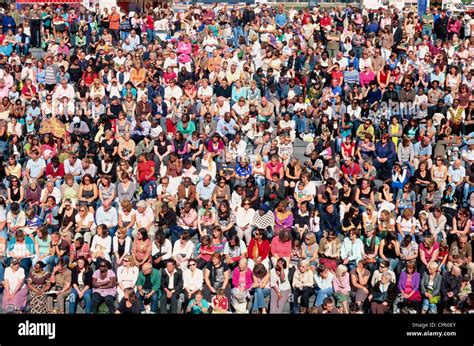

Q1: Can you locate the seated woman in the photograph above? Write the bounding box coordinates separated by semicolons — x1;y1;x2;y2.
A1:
269;258;292;314
350;259;370;312
378;232;401;272
318;230;341;272
368;272;397;314
420;262;442;314
172;231;195;272
247;229;270;270
116;255;139;303
90;224;112;267
6;230;35;276
397;260;422;313
202;253;232;304
333;264;351;314
340;230;365;272
274;201;293;234
301;232;319;269
250;263;270;314
270;229;292;268
2;258;29;312
196;235;216;270
131;228;152;269
231;258;253;313
223;235;247;271
116;287;141;314
91;260;117;314
68;256;93;314
27;260;51;314
292;260;315;313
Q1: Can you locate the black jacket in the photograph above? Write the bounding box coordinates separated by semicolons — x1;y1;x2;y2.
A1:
161;268;183;292
71;266;94;288
370;281;398;306
441;272;461;297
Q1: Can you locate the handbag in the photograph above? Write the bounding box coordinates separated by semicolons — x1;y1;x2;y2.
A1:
427;290;441;304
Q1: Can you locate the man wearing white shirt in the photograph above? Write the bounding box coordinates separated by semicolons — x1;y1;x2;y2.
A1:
227;133;247;161
40;181;62;207
63;153;82;183
133;200;156;239
52;78;75;103
197;79;213;102
95;199;118;237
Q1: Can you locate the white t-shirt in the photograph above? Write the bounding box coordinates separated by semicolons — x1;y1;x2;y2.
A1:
4;267;25;294
118;209;137;225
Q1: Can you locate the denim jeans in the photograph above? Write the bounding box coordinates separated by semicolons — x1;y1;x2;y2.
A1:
68;288;92;314
422;298;438;313
314;287;334;307
255;175;266;198
49;255;70;272
421;28;432;38
232;26;244;48
251;287;270;312
138;291;160;313
387;258;400;272
170;225;198;244
292;114;307;134
0;260;4;283
463;183;474;203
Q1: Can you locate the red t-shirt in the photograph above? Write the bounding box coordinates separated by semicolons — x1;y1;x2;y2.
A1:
320;16;332;27
266;162;284;179
331;70;344;84
212;296;228;311
137;160;156;183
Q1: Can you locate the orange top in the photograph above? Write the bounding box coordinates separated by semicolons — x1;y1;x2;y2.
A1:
109;12;120;30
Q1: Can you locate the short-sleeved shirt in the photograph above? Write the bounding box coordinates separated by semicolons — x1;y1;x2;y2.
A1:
449;243;472;261
26;158;46;178
92;269;117;297
205;262;230;289
187;298;210;314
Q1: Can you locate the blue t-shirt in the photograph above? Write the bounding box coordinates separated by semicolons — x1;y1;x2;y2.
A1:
187;299;209;314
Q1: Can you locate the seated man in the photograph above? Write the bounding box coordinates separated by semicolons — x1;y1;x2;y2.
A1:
154;176;178;214
137;263;161;314
160;259;183;314
46;258;72;314
133;200;155;239
95;199;118;237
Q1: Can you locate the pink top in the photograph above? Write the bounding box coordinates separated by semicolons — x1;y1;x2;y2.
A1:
360;71;375;88
231;268;253;290
271;237;292;258
333;273;351;293
419;242;439;263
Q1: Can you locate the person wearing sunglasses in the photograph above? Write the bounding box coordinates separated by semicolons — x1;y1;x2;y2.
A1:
183;258;203;310
91;260;117;314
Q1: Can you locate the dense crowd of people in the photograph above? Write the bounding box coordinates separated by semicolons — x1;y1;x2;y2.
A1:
0;1;473;314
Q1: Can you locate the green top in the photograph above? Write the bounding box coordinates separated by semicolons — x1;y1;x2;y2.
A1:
136;268;161;292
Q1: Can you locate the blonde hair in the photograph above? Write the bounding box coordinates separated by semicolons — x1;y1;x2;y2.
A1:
123;255;135;267
423;235;435;249
335;264;348;278
120;199;133;212
305;232;316;245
